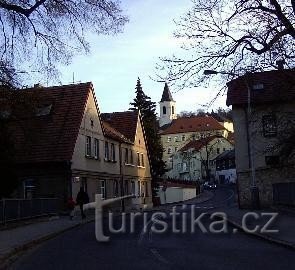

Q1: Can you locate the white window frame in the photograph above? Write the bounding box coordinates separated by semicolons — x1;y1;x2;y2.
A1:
104;141;109;160
111;143;116;161
86;136;91;156
100;180;106;199
94;138;99;159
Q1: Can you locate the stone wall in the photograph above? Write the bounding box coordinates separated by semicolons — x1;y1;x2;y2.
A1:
237;164;295;208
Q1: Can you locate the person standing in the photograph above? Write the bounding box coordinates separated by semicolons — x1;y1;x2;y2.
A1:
76;187;89;219
67;197;76;220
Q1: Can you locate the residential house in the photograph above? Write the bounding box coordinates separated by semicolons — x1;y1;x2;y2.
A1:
215;150;236;184
227;69;295;208
168;135;234;181
3;82;152;210
158;84;229;171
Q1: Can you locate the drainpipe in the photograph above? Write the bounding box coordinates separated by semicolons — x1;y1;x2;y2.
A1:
119;142;125;212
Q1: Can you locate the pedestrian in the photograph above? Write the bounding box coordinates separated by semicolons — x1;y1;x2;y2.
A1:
76;187;89;219
67;197;76;220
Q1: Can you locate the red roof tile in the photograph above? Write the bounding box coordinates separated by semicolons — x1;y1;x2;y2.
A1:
226;69;295;106
101;111;139;142
102;121;131;143
160;116;225;135
6;82;92;163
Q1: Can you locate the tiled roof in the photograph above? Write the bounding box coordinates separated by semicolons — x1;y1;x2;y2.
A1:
7;82;92;163
160;116;225;135
226;69;295;106
160;83;174;102
101;111;139;143
180;135;219;152
102;121;131;143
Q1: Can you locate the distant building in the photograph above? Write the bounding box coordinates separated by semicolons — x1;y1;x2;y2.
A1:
227;69;295;208
168;135;234;181
215;150;236;184
3;83;152;210
158;83;232;173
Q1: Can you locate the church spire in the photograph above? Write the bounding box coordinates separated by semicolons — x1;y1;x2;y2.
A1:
160;83;174;102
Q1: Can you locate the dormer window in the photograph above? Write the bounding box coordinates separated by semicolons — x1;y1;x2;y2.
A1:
172;106;175;114
36;104;52;116
252;83;264;90
90;119;94;128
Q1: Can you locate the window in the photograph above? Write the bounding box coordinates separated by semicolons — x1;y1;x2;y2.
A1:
137;181;141;197
113;180;119;197
104;141;109;160
23;179;35;199
94;139;99;159
125;181;129;195
35;104;52;116
144;182;149;197
223;148;226;152
131;181;135;195
90;119;94;128
175;147;178;152
100;180;106;199
252;83;264;90
172;106;175;114
163;106;167;115
111;143;116;161
137;152;140;166
167;147;172;154
124;148;129;164
182;135;186;141
174;136;178;142
141;153;145;167
167;137;172;142
86;136;91;156
262;115;277;137
130;150;134;164
217;148;220;154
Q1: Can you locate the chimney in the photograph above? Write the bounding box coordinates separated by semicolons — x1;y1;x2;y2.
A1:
34;83;43;88
276;59;285;70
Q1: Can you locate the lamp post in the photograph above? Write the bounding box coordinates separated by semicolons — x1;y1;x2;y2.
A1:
204;69;260;209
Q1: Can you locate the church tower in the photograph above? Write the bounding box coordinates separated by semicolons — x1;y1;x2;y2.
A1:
159;83;177;127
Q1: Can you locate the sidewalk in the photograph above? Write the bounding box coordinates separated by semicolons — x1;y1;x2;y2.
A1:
0;215;93;269
213;205;295;250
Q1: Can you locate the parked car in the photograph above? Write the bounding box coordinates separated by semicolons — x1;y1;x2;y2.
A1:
203;182;217;190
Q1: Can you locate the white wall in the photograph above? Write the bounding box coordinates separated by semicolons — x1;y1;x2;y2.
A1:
157;186;196;204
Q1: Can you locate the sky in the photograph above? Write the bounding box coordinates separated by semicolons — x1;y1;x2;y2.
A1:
58;0;227;115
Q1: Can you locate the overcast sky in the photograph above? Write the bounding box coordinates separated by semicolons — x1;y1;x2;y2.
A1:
59;0;227;115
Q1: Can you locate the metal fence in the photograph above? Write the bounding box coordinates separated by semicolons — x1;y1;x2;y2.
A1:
0;198;59;224
273;182;295;206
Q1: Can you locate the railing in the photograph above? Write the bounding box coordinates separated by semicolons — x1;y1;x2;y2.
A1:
0;198;59;224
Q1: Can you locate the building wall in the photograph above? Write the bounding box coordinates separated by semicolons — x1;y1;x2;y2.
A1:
168;137;234;181
232;102;295;207
161;129;228;169
71;91;152;209
157;186;196;204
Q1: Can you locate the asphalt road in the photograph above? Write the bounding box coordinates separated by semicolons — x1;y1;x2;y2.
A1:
10;186;295;270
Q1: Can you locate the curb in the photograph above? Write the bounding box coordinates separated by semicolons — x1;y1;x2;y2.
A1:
214;214;295;251
0;218;94;270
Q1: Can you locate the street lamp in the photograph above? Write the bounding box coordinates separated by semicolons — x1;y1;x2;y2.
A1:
204;69;260;209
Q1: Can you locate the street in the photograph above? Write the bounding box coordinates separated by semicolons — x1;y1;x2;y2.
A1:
10;187;295;270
